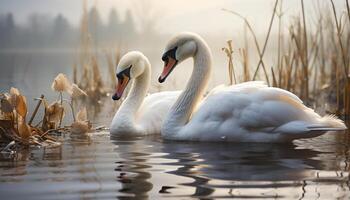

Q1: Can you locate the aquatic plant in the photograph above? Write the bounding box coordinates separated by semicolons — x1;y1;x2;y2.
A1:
0;73;93;154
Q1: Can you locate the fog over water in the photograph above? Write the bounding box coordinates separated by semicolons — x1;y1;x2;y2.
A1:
0;0;346;98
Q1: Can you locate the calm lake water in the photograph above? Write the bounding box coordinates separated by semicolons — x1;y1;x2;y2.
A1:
0;51;350;199
0;132;349;199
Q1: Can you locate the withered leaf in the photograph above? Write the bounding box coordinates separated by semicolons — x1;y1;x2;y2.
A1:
71;84;87;98
46;101;64;123
16;95;27;118
18;122;31;139
9;87;20;107
0;98;14;113
71;121;90;134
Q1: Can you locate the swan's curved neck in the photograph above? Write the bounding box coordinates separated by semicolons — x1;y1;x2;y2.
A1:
164;38;212;135
112;60;150;133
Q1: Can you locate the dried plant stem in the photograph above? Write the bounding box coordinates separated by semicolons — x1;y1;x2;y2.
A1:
277;0;283;87
34;119;43;128
300;0;309;100
330;0;349;79
347;0;350;30
70;99;76;122
345;78;350;121
28;94;44;126
222;0;349;122
223;9;270;85
60;98;76;122
58;92;63;128
222;40;236;85
336;63;340;115
271;67;278;87
252;0;279;83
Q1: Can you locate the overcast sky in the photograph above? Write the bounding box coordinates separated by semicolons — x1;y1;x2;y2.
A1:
0;0;346;37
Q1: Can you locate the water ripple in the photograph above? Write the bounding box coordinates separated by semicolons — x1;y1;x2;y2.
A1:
0;132;349;199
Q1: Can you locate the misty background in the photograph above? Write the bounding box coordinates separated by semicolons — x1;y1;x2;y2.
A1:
0;0;346;99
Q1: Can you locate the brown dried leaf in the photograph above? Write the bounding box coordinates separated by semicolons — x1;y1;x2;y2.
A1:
46;101;64;123
9;87;21;108
0;119;13;128
16;95;27;118
71;84;87;98
71;121;90;134
0;98;14;113
18;122;31;139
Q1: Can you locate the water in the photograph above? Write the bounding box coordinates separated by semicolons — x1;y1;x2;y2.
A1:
0;50;350;199
0;132;349;199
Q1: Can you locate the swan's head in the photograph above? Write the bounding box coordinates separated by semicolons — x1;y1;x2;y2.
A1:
159;32;199;83
112;51;148;100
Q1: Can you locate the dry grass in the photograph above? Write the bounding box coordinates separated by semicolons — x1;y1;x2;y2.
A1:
224;0;350;124
74;0;121;102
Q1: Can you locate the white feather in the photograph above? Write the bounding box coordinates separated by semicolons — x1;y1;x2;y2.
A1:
161;32;347;142
110;51;180;136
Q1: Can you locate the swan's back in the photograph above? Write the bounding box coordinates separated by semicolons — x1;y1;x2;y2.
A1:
137;90;181;134
171;81;346;142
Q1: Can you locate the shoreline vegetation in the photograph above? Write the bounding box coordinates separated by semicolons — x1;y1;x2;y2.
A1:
0;73;103;156
222;0;350;124
0;0;349;152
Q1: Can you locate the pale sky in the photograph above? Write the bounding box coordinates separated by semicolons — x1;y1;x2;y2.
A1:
0;0;346;37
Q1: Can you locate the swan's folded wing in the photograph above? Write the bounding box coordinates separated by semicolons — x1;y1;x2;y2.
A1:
182;85;320;140
137;91;181;134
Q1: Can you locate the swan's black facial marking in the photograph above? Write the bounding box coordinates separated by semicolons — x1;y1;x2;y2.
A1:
112;65;132;101
116;65;132;80
159;47;178;83
162;46;177;62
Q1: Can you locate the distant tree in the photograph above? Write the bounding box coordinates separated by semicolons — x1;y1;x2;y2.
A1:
107;8;121;42
26;13;52;47
133;0;158;39
121;10;137;42
0;13;16;48
88;7;104;45
6;13;15;34
52;14;70;46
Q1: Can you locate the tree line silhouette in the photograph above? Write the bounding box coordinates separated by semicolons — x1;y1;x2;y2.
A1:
0;7;155;49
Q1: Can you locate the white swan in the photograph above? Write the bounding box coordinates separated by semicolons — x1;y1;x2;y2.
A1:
110;51;180;136
158;32;347;142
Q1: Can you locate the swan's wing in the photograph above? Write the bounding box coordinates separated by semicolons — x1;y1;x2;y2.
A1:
180;82;344;142
207;81;268;96
137;91;181;134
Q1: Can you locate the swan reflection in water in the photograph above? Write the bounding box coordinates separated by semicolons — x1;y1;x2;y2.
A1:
109;136;347;199
160;141;325;198
111;138;154;199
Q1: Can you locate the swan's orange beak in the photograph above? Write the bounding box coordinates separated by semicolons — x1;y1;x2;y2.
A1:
159;57;177;83
112;74;129;100
159;47;178;83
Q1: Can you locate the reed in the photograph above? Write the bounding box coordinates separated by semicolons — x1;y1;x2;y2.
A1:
74;0;122;102
224;0;350;123
222;40;236;85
